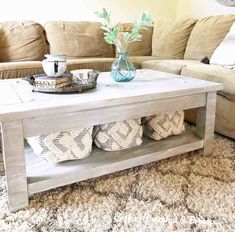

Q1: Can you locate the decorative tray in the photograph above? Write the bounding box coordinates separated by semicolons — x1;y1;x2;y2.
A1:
25;71;100;93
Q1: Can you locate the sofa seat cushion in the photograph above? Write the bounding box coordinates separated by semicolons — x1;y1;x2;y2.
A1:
66;58;117;72
184;15;235;60
44;21;114;58
128;56;159;65
67;57;154;71
181;64;235;101
152;18;196;59
141;59;200;74
185;94;235;139
0;21;48;62
0;61;43;79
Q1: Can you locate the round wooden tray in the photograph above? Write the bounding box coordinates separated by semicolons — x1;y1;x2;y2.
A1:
25;72;100;94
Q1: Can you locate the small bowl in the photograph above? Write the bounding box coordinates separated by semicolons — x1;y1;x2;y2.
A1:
70;69;93;80
42;54;67;77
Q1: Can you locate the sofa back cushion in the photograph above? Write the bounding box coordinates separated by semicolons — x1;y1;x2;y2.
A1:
44;21;114;58
0;21;48;62
115;23;153;57
152;18;196;59
184;15;235;60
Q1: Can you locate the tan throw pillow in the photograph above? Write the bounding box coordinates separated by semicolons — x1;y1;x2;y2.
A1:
115;23;153;57
143;111;185;141
45;21;113;58
27;127;93;162
94;119;143;151
152;18;196;59
0;21;48;62
184;15;235;60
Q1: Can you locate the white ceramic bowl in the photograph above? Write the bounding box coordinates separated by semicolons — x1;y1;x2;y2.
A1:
42;54;67;77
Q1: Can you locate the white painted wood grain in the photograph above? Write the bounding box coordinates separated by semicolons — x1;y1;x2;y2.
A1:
25;129;203;195
0;70;223;211
196;92;217;155
0;82;22;106
23;94;206;137
1;121;29;212
0;70;223;121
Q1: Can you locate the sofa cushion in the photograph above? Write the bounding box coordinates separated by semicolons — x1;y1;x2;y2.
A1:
185;95;235;139
141;59;200;75
0;61;43;79
67;58;117;72
0;21;48;62
115;23;153;57
152;18;196;59
210;22;235;67
184;15;235;60
0;58;135;79
68;57;154;72
128;56;158;65
44;21;113;58
181;64;235;101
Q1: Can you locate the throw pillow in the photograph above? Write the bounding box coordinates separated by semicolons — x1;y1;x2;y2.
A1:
115;23;153;57
94;119;143;151
184;15;235;60
27;127;93;163
210;22;235;67
143;111;185;141
152;18;196;59
44;21;113;58
0;21;48;62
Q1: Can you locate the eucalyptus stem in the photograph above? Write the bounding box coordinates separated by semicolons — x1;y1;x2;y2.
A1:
95;8;154;53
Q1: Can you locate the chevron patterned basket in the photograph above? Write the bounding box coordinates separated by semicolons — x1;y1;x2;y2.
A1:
142;111;185;140
94;119;143;151
27;127;93;162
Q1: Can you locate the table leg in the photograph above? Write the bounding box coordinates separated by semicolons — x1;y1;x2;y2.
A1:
196;92;217;155
1;120;28;212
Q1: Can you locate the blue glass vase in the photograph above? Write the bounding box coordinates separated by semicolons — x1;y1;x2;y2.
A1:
111;52;136;82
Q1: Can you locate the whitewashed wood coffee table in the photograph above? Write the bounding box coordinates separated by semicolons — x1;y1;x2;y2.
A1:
0;69;222;212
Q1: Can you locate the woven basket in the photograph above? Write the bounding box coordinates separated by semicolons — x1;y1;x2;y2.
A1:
27;127;93;162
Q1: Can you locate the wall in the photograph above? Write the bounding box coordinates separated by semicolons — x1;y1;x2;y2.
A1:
2;0;235;24
0;0;177;23
177;0;235;19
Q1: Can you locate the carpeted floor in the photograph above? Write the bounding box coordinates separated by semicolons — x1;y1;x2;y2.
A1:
0;134;234;232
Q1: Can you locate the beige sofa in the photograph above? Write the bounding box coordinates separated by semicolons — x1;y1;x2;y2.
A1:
0;15;234;139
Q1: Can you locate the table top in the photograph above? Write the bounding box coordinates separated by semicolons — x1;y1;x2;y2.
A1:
0;69;223;121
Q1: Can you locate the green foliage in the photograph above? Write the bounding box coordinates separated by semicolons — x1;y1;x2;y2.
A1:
95;8;154;53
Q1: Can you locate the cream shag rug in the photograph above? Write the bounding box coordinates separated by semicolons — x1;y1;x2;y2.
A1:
0;134;234;232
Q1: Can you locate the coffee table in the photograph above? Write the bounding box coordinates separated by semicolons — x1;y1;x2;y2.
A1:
0;69;222;212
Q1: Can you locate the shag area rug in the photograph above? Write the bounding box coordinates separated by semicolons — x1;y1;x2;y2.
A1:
0;134;234;232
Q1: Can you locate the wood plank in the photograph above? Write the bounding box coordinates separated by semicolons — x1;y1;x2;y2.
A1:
0;82;22;106
11;70;223;104
196;92;217;155
23;93;206;137
25;129;203;195
1;121;29;212
0;70;223;121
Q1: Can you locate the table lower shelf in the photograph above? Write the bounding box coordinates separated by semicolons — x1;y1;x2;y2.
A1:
25;128;203;195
